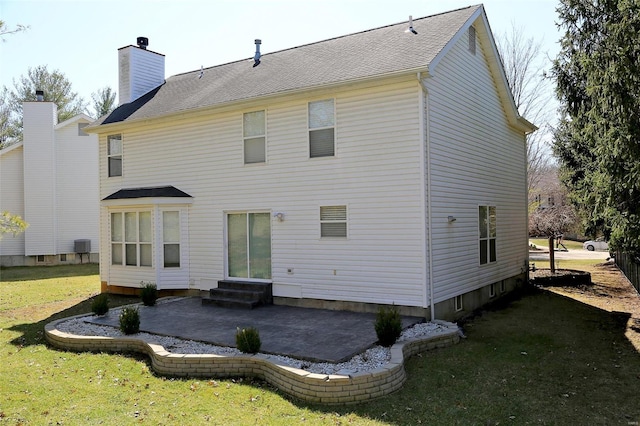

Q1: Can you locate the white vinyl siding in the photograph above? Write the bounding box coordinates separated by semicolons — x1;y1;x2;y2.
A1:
243;110;266;164
98;76;425;305
1;114;99;264
425;23;527;303
308;99;335;157
22;102;57;256
0;145;25;257
55;120;99;256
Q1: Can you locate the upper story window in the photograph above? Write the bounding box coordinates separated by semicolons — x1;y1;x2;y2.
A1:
320;205;347;238
309;99;335;158
107;134;122;177
479;205;496;265
243;110;266;164
111;211;152;267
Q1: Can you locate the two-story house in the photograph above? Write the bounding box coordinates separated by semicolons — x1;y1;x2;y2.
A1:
86;5;535;320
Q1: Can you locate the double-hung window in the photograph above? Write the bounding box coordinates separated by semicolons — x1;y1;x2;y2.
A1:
320;205;347;238
163;211;180;268
243;110;266;164
309;99;335;158
479;205;496;265
111;211;152;267
107;134;122;177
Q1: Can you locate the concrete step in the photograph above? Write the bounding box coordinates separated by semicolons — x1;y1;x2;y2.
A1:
216;281;272;305
201;296;260;310
209;288;264;301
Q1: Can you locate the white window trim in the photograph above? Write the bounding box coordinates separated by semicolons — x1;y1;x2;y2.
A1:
107;134;123;177
161;210;181;269
242;109;267;164
479;205;497;265
110;209;153;268
319;205;348;238
454;295;463;312
308;98;336;158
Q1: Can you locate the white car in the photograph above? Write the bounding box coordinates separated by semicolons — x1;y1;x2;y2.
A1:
583;239;608;251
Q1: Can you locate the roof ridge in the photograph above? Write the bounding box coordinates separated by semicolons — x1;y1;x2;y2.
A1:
171;5;479;79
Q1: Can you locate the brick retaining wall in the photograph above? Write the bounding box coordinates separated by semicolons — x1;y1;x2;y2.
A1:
45;317;459;405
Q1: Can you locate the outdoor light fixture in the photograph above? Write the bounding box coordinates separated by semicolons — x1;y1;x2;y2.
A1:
447;216;457;223
273;212;285;222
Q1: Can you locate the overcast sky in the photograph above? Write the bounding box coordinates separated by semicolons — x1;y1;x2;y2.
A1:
1;0;562;111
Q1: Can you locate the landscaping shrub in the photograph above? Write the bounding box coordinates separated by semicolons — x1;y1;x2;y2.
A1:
91;293;109;316
236;327;261;353
119;307;140;334
375;305;402;347
140;281;158;306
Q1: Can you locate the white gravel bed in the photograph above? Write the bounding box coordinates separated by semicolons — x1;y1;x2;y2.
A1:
55;306;453;375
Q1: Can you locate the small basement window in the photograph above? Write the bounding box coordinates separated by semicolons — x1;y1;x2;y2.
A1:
489;283;496;298
60;254;67;262
454;295;463;312
36;255;45;263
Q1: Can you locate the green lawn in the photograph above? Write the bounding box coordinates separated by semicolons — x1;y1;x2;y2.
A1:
529;238;584;250
1;264;639;424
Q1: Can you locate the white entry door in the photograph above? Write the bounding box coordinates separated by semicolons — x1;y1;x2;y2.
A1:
227;212;271;280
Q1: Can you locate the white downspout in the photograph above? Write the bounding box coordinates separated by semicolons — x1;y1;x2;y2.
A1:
418;72;435;321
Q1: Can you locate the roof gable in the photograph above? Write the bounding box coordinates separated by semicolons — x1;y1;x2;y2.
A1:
55;113;94;130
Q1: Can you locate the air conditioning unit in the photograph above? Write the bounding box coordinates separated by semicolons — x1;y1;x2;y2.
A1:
74;239;91;253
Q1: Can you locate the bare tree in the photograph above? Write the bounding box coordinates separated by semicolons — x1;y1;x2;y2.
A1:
496;23;554;198
0;20;29;41
529;204;577;273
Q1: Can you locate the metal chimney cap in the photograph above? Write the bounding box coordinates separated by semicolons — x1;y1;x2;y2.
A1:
35;90;44;101
255;39;261;45
137;37;149;49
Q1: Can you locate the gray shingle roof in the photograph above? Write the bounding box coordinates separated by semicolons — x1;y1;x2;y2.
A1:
96;5;480;126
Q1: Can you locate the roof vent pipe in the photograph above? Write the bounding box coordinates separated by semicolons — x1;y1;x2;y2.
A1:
405;15;418;35
137;36;149;50
253;39;261;67
35;90;44;102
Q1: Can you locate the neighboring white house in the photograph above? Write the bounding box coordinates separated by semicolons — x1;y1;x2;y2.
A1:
86;5;535;319
0;99;99;266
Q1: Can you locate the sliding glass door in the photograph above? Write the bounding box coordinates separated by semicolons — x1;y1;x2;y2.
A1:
227;212;271;280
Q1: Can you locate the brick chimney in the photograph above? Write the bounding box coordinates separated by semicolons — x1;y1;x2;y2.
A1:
118;37;165;105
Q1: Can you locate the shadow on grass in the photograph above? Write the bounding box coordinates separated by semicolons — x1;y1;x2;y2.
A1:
6;283;640;423
332;286;640;424
7;293;139;348
0;263;99;282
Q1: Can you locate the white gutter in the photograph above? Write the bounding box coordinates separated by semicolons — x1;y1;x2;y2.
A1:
84;68;429;134
417;72;435;321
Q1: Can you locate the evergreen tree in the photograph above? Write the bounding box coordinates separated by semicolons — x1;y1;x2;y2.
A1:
552;0;640;255
3;66;87;146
